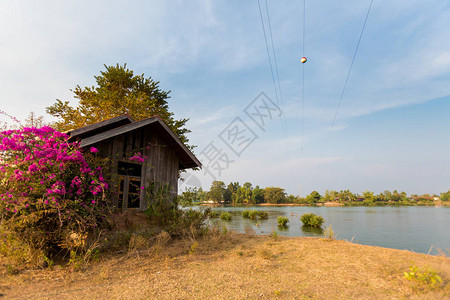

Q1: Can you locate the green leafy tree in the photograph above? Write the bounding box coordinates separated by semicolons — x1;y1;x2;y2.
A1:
306;191;322;204
178;187;202;206
197;187;206;202
207;181;226;203
389;190;408;202
323;190;337;202
251;186;265;204
243;182;252;190
226;182;240;204
46;64;192;148
441;190;450;202
383;190;392;201
235;185;252;204
363;190;374;203
223;188;232;203
285;194;296;203
336;190;356;202
264;187;286;204
375;192;386;202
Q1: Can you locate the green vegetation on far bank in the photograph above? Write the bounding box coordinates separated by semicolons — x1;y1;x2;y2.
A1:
178;181;450;207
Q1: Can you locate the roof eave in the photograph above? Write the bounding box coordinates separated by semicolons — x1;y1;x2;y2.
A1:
79;117;201;170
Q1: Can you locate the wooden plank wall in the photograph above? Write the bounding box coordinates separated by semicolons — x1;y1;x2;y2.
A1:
141;132;179;210
90;125;179;211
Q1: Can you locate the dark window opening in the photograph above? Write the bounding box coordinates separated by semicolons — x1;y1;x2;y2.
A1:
132;132;136;150
122;133;128;158
127;179;141;208
139;128;144;150
118;161;141;177
118;179;124;208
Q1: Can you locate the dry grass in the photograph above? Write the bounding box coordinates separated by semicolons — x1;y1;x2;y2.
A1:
1;230;449;299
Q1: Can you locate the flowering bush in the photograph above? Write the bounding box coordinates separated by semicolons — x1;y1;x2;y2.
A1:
129;152;147;163
0;126;110;267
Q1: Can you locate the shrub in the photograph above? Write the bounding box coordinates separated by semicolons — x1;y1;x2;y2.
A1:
146;202;210;239
277;216;289;226
0;127;110;267
300;213;324;228
248;210;258;220
161;206;210;239
257;211;269;219
209;210;220;218
220;212;232;221
242;210;268;220
322;225;335;240
143;183;210;239
270;229;279;240
143;182;175;226
404;264;442;288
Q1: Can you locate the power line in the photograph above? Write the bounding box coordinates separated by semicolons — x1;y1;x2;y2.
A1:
263;0;290;151
302;0;306;55
257;0;291;155
301;0;306;159
257;0;279;106
257;0;296;190
312;0;374;186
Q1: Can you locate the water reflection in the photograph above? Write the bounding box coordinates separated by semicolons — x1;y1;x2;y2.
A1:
301;225;324;236
277;225;289;231
199;205;450;254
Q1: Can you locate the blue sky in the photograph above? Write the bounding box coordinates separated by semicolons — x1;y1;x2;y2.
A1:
0;0;449;196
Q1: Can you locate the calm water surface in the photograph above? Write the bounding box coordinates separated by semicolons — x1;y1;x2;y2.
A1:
198;206;449;255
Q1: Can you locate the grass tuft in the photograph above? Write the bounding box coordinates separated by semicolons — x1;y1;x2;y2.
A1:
220;212;232;221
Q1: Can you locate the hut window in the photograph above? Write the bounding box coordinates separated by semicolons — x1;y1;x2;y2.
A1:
118;161;141;177
118;179;124;209
127;178;141;208
118;161;142;209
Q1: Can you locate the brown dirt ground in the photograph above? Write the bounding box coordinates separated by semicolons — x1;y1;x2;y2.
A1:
1;232;449;299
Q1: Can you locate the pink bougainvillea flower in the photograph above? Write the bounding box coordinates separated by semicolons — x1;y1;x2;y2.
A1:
0;126;108;219
129;152;146;163
90;147;99;153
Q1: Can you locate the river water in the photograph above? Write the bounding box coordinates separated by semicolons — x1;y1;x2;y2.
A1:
198;205;450;255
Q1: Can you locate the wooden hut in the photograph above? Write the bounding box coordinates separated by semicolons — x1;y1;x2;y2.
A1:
68;115;201;210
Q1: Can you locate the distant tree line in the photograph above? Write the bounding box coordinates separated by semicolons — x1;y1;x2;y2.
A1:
178;181;450;207
179;181;287;205
311;189;450;206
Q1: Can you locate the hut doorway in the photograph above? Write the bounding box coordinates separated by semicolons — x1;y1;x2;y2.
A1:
118;161;142;209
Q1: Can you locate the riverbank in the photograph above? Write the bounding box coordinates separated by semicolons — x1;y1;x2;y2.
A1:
1;232;449;299
200;201;449;207
200;202;344;207
256;202;344;207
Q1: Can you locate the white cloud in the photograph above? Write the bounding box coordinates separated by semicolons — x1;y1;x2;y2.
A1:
0;0;449;195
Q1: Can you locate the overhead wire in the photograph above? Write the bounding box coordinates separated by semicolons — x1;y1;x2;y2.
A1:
257;0;297;190
312;0;375;186
264;0;289;143
301;0;306;159
257;0;291;156
257;0;279;107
